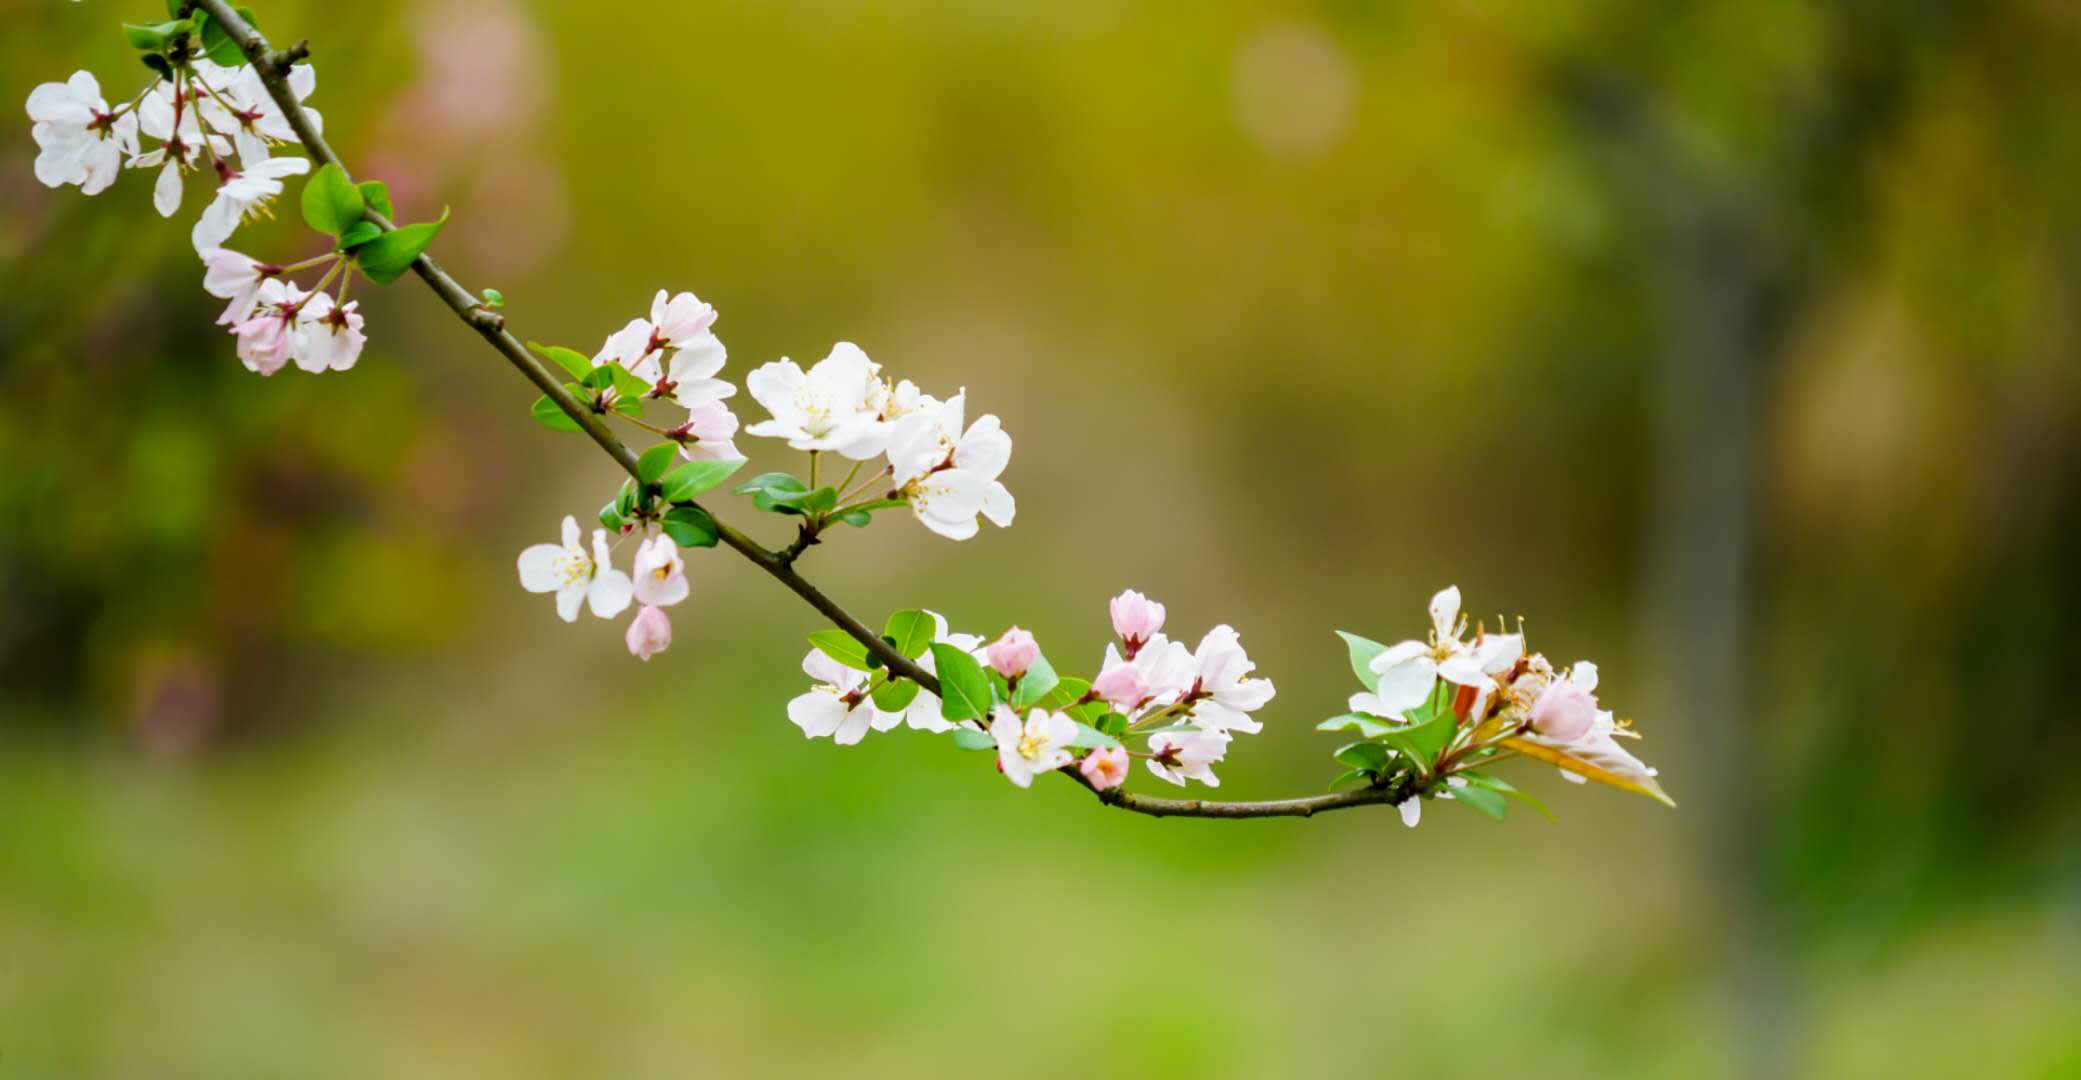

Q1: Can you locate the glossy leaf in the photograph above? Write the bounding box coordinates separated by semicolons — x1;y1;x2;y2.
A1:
1071;723;1122;750
1337;630;1388;691
807;630;873;672
1009;652;1059;710
530;394;581;432
660;505;719;548
882;610;937;660
951;728;995;751
661;458;744;503
1317;712;1394;737
299;162;363;236
357;180;393;219
1333;741;1391;773
354;207;449;284
1447;784;1509;820
528;342;592;382
871;678;920;713
930;643;994;723
1459;770;1555;821
636;443;679;486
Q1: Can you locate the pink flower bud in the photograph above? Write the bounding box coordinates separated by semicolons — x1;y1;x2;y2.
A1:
986;626;1039;678
1530;680;1597;742
1079;744;1130;791
234;312;291;375
625;604;673;661
1091;661;1151;712
631;534;688;607
1109;589;1165;651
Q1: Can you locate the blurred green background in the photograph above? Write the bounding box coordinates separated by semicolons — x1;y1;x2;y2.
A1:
4;0;2079;1076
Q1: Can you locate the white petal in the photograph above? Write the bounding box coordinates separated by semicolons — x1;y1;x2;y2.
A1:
152;160;183;217
1428;586;1461;640
587;569;633;618
1371;653;1437;713
788;692;846;738
516;544;565;592
554;583;585;623
1397;798;1422;828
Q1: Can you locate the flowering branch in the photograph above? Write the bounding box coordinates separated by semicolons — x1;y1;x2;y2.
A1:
31;1;1676;825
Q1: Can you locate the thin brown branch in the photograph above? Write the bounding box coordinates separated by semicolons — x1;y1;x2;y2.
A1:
190;0;1405;822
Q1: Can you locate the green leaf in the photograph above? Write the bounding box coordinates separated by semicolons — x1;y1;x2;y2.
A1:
636;443;679;487
735;473;818;515
123;19;192;51
353;207;449;284
1036;676;1091;711
530;394;581;432
661;458;744;503
797;486;839;515
951;728;995;751
581;364;618;392
835;509;873;527
614;479;639;517
607;364;651;401
929;643;994;723
611;395;645;419
1380;710;1456;776
1071;723;1121;750
197;8;253;67
356;180;393;219
598;500;626;533
481;288;505;308
1333;741;1391;773
1010;652;1060;710
300;164;364;237
1458;770;1555;821
528;342;592;382
871;679;921;713
1097;711;1128;737
882;610;937;660
1336;630;1389;692
1316;712;1393;737
337;220;382;250
808;630;873;672
660;506;719;548
1328;768;1375;791
140;54;175;80
1447;784;1508;821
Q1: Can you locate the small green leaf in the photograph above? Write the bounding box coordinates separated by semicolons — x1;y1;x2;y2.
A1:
123;19;192;51
798;486;839;515
1333;741;1391;773
1380;709;1455;776
530;394;581;432
636;443;679;486
140;54;175;80
1446;784;1508;821
835;509;873;527
1336;630;1389;692
808;630;873;672
929;643;994;723
614;479;639;517
660;458;744;503
951;728;995;751
608;364;651;402
660;506;719;548
582;364;619;392
871;679;920;713
598;500;626;533
1010;652;1060;710
1328;768;1374;791
356;180;393;219
299;163;364;237
735;473;818;515
611;396;645;418
528;342;592;381
353;207;449;284
1097;712;1129;737
197;8;252;66
337;220;382;250
1316;712;1393;737
882;610;937;660
1458;770;1555;821
1036;676;1091;711
1070;723;1121;750
481;288;505;308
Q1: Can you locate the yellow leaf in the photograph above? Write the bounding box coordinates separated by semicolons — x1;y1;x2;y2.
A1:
1501;737;1676;808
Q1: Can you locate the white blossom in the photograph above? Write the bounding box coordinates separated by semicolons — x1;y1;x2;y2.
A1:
25;71;137;195
888;392;1015;541
516;515;633;622
743;342;885;457
991;706;1077;788
190;154;309;253
230;278;305;376
190;59;320;166
128;82;229;218
1361;585;1522;716
1146;729;1228;787
1181;625;1275;734
292;291;365;372
786;648;888;745
199;247;278;326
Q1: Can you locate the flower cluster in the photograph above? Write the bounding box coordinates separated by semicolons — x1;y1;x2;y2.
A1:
1326;586;1671;827
745;344;1015;540
778;589;1275;795
592;290;744;463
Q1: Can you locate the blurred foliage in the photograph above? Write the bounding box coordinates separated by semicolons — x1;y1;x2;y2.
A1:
2;0;2078;1075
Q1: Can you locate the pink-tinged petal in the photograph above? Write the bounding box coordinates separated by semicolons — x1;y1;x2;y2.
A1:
625;605;672;660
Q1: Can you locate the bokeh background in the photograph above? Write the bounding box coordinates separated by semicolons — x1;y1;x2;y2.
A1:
4;0;2079;1076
